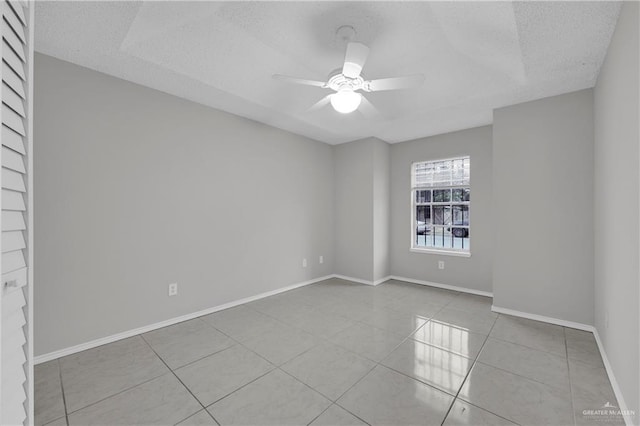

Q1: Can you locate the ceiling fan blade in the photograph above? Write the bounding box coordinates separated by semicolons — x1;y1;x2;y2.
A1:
342;42;369;78
365;74;425;92
307;95;332;112
273;74;327;88
359;95;382;120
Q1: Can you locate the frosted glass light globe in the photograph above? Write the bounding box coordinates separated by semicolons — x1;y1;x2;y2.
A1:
330;89;361;114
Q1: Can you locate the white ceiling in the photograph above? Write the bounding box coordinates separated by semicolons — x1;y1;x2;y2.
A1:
35;1;621;145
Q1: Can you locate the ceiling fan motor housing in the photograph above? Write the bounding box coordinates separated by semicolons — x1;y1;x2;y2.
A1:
327;68;366;92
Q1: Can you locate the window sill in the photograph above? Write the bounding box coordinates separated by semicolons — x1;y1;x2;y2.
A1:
410;248;471;258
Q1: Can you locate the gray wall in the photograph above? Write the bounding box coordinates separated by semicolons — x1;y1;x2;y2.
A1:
493;89;594;325
333;137;390;283
333;138;374;282
34;54;334;356
389;126;493;293
594;1;639;416
372;139;390;281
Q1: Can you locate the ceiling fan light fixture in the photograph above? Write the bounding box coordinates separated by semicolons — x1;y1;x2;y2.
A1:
330;89;361;114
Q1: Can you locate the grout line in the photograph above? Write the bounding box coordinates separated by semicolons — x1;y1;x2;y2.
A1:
442;314;538;426
172;409;219;426
379;349;474;398
472;357;569;394
443;398;521;426
439;313;498;425
304;284;429;424
317;289;471;423
138;334;216;425
56;359;70;425
305;404;334;426
203;368;275;409
187;319;308;412
63;321;296;420
276;367;338;407
564;327;578;426
358;297;496;408
199;331;277;369
168;345;238;372
471;340;574;394
230;297;322;334
341;288;458;345
196;312;327;373
399;278;500;418
485;334;569;359
204;320;352;413
330;401;373;426
64;370;167;416
328;364;377;424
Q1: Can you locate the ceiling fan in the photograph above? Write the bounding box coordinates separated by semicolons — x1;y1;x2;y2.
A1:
273;41;425;115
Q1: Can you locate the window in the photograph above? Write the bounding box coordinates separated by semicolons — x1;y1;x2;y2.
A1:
411;156;470;255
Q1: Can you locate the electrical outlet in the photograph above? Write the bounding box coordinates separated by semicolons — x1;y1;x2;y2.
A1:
168;283;178;297
319;255;324;264
438;260;445;270
302;258;307;268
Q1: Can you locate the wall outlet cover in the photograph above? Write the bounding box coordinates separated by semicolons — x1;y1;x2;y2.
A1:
168;283;178;296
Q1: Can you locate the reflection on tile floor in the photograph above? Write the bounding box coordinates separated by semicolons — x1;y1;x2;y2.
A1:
35;278;625;425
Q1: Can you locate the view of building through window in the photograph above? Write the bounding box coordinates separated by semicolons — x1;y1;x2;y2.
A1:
412;157;470;252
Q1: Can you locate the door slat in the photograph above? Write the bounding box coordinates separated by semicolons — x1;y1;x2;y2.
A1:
2;125;26;154
2;231;26;252
2;83;25;117
2;211;26;232
2;20;25;63
2;62;26;99
2;168;26;192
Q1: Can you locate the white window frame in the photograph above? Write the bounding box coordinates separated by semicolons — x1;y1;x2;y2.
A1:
410;156;471;257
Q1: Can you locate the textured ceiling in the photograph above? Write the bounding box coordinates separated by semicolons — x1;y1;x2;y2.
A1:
35;1;621;144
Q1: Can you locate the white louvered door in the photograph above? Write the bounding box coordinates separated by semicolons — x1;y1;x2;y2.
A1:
1;1;33;425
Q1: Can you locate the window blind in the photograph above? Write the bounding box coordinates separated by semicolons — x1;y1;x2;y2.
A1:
412;157;470;188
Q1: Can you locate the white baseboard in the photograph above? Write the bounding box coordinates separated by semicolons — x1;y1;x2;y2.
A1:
490;305;593;331
389;275;493;297
592;328;634;426
331;274;391;286
490;305;633;426
332;274;375;286
34;274;334;364
373;276;392;286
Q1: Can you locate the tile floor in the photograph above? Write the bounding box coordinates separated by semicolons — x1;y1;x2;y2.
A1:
35;278;624;426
